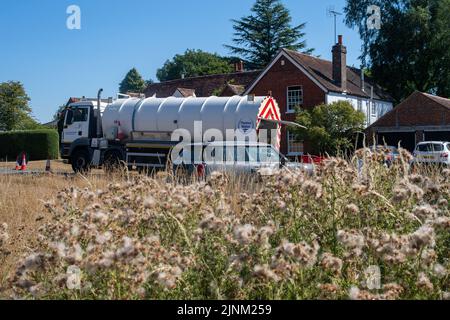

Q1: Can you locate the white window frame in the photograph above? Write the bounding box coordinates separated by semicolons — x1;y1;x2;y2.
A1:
287;130;304;156
371;101;377;117
286;85;303;114
357;99;363;112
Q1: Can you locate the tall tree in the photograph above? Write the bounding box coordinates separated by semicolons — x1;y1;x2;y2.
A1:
0;81;32;131
225;0;313;68
345;0;450;102
295;101;366;156
156;50;234;82
119;68;147;93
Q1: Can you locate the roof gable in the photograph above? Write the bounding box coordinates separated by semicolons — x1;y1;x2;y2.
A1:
368;91;450;128
245;49;393;101
174;88;196;97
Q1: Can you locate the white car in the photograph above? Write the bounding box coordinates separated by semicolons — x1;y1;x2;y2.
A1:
171;141;313;176
413;141;450;166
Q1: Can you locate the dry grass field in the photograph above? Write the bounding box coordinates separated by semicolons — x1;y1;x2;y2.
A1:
0;160;72;172
0;153;449;300
0;161;117;296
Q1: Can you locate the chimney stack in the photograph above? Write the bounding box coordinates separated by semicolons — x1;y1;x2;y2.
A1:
235;60;244;72
332;35;347;91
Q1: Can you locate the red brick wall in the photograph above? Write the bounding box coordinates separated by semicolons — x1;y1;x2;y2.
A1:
248;56;326;155
373;92;450;127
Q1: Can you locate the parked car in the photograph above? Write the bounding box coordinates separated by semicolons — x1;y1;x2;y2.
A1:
412;141;450;166
171;141;313;177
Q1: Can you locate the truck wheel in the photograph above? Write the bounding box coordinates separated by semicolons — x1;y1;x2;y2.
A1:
103;151;124;173
71;149;90;173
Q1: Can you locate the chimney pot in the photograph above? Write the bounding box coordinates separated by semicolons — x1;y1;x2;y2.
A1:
235;60;244;72
338;35;343;45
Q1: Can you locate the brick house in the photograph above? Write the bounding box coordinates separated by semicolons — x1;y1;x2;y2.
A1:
143;35;393;157
245;35;393;156
367;91;450;151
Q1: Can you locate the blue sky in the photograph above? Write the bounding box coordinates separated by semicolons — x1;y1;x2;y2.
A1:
0;0;363;123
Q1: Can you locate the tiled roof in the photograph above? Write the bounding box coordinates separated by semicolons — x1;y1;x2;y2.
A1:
368;91;450;129
144;71;261;98
422;92;450;109
281;49;393;101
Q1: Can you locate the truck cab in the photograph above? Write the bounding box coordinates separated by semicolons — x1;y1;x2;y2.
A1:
60;100;108;171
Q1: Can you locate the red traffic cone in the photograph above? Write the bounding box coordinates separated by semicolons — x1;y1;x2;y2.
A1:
45;159;51;172
15;156;20;170
117;121;125;140
20;152;27;171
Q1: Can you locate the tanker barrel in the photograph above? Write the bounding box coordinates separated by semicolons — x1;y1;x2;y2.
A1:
101;95;281;148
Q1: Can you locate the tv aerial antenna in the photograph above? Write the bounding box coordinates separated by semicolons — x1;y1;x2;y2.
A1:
327;6;343;44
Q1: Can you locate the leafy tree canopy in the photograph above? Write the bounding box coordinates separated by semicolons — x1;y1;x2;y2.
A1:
295;101;366;156
0;81;36;131
156;49;234;82
119;68;147;94
345;0;450;101
225;0;313;68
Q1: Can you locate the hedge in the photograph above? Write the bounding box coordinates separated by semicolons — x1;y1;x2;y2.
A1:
0;130;59;161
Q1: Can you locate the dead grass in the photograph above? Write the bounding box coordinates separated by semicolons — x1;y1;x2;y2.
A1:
0;161;118;296
0;156;449;300
0;160;72;172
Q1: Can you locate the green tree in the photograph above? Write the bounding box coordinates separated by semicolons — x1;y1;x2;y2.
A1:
119;68;147;93
295;101;366;156
15;116;43;130
345;0;450;102
0;81;33;131
225;0;313;69
53;105;66;121
156;49;234;82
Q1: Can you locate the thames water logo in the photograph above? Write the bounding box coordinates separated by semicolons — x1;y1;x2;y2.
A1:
237;118;254;134
66;5;81;30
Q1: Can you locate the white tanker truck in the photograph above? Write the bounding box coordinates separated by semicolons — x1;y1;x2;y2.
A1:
60;89;301;173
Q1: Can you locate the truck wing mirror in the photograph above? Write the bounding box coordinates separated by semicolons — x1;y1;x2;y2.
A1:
66;110;74;125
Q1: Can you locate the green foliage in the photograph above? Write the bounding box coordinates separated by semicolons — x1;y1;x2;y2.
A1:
0;130;59;161
15;115;44;130
0;81;33;131
119;68;147;94
344;0;450;102
156;49;234;82
295;101;366;156
225;0;313;68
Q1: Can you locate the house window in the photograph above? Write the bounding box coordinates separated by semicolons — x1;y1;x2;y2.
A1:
287;86;303;113
371;102;377;117
287;130;304;155
357;99;363;112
